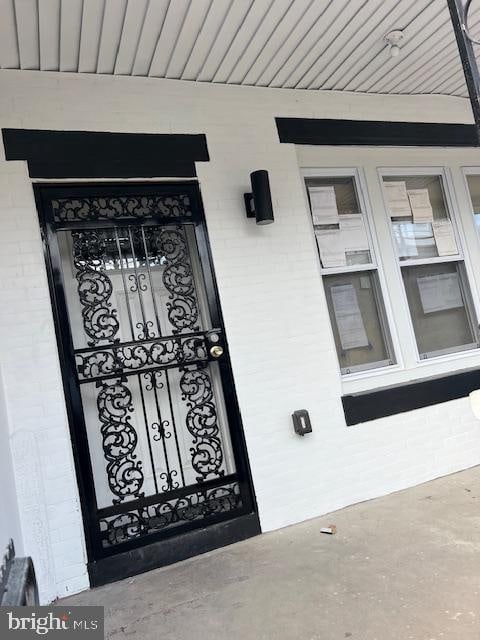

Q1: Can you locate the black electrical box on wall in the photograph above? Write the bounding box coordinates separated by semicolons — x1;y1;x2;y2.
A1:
292;410;312;436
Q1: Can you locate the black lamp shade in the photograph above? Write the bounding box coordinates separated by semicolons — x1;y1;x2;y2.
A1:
251;170;274;225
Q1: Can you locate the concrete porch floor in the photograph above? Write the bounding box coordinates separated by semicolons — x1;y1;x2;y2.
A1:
61;467;480;639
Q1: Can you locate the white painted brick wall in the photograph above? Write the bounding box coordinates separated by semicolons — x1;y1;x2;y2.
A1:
0;70;479;602
0;161;88;603
0;365;23;557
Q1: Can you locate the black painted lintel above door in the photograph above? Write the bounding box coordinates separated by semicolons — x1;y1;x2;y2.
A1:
2;129;209;178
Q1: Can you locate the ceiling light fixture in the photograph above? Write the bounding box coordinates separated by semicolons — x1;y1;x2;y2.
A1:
384;30;405;58
463;0;480;45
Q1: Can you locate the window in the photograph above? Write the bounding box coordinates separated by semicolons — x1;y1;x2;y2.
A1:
382;173;479;359
305;173;395;375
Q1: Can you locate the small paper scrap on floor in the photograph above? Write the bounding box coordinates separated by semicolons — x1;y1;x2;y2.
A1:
320;525;337;535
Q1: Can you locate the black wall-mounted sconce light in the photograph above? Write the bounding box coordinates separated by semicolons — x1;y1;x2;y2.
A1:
244;170;274;225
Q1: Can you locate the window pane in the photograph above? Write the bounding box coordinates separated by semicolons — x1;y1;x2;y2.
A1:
306;176;360;215
305;176;372;268
383;175;458;261
401;262;479;358
323;271;395;373
466;174;480;232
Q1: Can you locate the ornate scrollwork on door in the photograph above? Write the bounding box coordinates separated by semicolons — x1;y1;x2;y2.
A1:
72;231;120;346
97;379;144;504
99;481;241;548
154;227;200;334
53;195;193;222
180;365;224;482
76;334;208;381
72;229;144;506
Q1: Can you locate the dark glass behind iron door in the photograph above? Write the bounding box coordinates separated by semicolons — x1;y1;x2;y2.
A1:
36;184;257;566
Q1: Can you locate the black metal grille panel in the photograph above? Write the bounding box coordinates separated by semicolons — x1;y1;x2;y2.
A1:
99;481;242;548
76;334;208;382
52;195;193;222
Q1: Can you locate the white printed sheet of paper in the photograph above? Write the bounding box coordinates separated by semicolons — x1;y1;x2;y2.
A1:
384;181;412;218
407;188;434;223
339;214;370;252
432;220;457;256
417;273;463;314
315;229;346;268
330;284;369;350
309;186;340;225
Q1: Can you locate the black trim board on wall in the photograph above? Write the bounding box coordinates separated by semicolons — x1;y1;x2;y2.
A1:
2;129;209;178
276;118;479;147
342;367;480;426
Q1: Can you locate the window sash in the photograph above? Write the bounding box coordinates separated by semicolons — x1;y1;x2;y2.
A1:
401;261;479;359
304;169;397;376
305;170;378;273
323;270;396;374
381;172;463;265
380;168;479;362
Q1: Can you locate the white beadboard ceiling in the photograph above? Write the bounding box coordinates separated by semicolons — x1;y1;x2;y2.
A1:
0;0;479;97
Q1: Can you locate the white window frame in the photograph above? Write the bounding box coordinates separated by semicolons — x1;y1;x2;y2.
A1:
378;165;480;365
462;166;480;245
302;167;402;379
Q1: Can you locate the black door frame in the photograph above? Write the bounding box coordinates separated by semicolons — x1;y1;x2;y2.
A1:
34;181;260;586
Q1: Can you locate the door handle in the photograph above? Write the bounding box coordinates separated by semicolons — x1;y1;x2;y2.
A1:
210;345;224;359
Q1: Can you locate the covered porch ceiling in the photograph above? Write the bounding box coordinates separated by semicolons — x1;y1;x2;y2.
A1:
0;0;479;98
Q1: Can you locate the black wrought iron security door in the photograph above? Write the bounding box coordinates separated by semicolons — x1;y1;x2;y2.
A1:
36;183;258;579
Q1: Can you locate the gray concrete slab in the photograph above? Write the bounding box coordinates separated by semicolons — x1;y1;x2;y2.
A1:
61;467;480;639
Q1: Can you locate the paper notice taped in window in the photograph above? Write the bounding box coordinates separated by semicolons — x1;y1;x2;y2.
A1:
408;188;434;223
432;220;457;256
309;186;340;225
315;229;346;268
384;181;412;217
331;284;369;350
417;272;463;314
339;214;369;251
